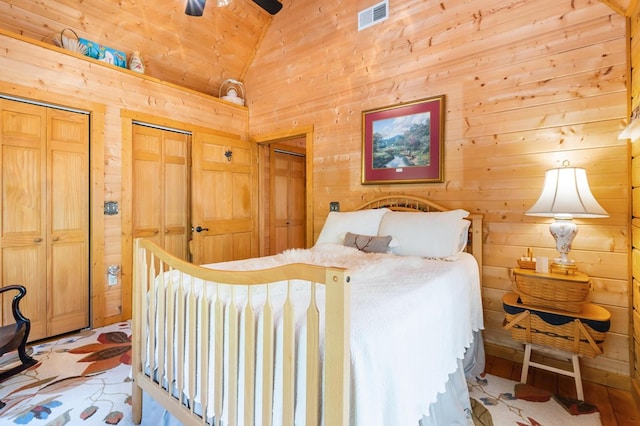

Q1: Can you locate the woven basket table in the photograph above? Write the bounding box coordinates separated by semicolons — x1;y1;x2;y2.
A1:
512;267;591;313
502;292;610;358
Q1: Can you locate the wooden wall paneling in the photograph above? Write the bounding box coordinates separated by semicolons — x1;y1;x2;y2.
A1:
248;1;621;106
0;29;248;325
632;9;640;111
89;109;105;328
246;0;630;385
629;0;640;405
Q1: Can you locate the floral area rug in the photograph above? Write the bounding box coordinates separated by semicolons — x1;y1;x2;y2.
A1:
0;324;604;426
469;373;602;426
0;322;134;425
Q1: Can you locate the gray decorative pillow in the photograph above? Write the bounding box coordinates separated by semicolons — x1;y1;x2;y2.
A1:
344;232;392;253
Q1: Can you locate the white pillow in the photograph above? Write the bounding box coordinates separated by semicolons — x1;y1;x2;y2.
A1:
315;208;390;245
378;209;470;258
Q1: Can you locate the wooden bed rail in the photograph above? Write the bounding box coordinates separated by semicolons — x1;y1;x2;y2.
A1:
131;238;351;426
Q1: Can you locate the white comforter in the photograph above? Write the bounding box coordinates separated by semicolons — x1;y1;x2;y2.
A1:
201;243;484;425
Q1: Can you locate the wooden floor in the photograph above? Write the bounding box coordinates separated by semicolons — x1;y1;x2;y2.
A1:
485;354;640;426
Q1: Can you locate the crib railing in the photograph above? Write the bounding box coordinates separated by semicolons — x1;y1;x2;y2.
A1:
131;238;351;426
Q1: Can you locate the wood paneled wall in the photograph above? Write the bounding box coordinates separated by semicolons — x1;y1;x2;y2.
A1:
628;0;640;403
0;29;249;327
246;0;631;385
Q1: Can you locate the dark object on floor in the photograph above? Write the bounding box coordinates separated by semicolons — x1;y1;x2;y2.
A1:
0;285;37;381
554;394;599;415
514;382;553;402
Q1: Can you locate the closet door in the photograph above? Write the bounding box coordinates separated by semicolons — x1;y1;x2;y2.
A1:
270;147;306;254
47;108;90;336
0;101;48;339
0;101;89;340
132;125;190;260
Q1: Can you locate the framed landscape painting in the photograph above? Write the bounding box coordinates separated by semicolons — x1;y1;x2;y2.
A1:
361;95;444;184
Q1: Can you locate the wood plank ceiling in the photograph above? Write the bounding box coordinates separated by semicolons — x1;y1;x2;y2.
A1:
0;0;634;97
0;0;273;97
602;0;637;16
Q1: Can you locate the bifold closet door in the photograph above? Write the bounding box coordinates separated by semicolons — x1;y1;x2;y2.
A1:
47;108;89;337
0;100;89;341
132;124;190;261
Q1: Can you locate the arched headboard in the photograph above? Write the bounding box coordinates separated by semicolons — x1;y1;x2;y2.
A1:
356;195;483;277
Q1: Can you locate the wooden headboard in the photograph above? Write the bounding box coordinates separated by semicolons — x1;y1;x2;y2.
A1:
355;195;483;277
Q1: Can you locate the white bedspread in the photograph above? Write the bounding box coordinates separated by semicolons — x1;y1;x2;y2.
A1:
201;244;484;425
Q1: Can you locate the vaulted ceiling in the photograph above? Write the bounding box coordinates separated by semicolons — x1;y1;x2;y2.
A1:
0;0;274;97
603;0;637;16
0;0;634;98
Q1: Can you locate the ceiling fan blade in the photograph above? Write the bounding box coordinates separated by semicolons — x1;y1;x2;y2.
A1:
252;0;283;15
185;0;207;16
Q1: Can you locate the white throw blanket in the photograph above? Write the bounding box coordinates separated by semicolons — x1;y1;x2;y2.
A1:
203;244;484;425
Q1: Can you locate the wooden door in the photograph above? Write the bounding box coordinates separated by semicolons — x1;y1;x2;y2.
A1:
47;108;90;336
0;100;89;340
190;130;257;265
132;125;190;260
0;100;48;338
270;147;306;254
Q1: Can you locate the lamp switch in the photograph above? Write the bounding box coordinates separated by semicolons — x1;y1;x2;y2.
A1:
329;201;340;212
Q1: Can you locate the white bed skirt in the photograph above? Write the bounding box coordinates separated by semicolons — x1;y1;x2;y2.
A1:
420;331;485;426
137;331;484;425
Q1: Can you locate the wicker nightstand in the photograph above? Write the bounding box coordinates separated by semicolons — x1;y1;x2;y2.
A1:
512;267;591;313
502;292;610;400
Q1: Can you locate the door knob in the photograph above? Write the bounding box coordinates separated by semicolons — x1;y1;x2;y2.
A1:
192;225;209;233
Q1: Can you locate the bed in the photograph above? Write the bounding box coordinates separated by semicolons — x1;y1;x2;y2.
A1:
131;195;484;425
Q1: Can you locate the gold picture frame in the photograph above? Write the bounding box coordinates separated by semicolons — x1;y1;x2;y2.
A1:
361;95;444;184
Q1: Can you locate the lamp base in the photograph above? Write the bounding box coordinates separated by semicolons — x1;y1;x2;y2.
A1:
550;260;578;275
549;216;579;275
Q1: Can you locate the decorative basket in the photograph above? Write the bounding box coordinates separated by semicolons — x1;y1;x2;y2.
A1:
516;259;536;270
513;269;591;313
52;28;87;55
502;293;609;358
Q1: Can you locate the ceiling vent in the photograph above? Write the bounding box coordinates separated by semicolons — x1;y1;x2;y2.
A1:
358;0;389;31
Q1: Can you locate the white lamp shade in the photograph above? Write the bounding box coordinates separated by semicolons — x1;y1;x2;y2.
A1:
526;166;608;218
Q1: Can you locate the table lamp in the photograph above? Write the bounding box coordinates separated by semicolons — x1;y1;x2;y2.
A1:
525;161;608;273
